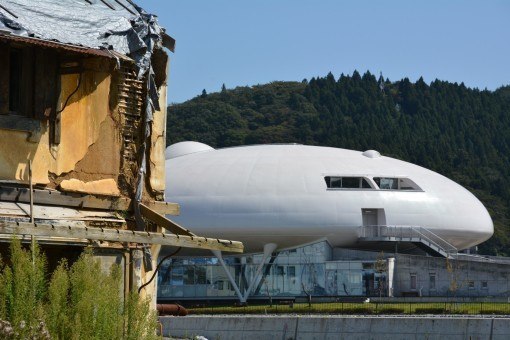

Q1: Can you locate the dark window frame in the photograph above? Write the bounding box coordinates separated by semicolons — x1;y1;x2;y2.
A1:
1;42;59;138
325;176;375;190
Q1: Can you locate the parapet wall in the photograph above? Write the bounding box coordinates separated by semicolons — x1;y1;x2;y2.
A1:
160;315;510;340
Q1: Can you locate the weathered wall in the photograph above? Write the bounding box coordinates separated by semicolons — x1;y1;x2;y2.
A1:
148;53;168;197
160;315;510;340
0;57;121;195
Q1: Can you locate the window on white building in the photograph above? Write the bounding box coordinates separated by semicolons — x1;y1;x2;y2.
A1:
410;274;417;290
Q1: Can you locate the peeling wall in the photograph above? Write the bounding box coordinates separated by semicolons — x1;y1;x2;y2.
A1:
0;56;121;195
149;59;168;196
0;48;168;201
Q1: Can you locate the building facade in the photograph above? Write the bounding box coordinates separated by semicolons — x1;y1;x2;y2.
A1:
158;242;510;301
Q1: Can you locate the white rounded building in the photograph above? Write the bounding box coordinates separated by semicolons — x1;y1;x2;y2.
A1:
164;142;493;255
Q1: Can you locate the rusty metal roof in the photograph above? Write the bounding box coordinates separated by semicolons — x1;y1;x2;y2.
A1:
0;32;114;58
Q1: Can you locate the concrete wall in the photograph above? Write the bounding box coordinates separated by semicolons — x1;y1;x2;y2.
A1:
160;315;510;340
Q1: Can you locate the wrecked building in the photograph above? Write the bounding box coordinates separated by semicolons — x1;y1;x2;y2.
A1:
0;0;242;306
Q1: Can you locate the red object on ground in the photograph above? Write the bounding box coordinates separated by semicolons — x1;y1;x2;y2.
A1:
157;304;188;316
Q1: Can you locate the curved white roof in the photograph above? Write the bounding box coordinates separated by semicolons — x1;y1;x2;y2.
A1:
165;143;493;253
165;141;214;160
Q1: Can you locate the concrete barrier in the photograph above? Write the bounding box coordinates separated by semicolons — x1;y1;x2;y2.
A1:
160;315;510;340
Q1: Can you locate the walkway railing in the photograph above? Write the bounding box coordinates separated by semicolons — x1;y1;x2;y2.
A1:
358;225;458;256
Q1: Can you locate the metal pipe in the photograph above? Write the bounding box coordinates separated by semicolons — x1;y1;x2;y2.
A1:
28;160;34;224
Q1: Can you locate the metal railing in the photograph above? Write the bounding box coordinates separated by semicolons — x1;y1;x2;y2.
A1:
358;225;458;256
181;298;510;315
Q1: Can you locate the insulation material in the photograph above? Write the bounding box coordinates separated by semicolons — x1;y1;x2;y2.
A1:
59;178;121;196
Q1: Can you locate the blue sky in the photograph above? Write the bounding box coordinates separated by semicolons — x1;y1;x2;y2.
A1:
137;0;510;104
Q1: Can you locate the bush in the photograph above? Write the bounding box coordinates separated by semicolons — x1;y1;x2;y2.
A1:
0;239;158;339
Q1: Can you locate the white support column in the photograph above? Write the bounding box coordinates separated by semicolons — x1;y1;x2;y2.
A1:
387;257;395;297
211;250;244;302
242;243;277;302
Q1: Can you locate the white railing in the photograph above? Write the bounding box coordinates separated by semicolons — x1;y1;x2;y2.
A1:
358;225;458;255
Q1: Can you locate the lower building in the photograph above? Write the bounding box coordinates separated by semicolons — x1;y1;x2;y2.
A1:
157;242;510;301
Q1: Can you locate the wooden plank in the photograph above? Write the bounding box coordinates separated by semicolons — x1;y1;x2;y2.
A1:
138;201;180;216
0;186;179;215
0;221;244;253
139;203;193;236
0;186;131;210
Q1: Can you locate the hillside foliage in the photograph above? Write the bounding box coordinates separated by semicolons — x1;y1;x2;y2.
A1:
166;72;510;255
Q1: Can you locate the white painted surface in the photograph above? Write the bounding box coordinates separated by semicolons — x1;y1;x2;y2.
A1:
164;143;493;253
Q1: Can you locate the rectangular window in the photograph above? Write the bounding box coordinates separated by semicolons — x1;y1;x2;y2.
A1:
468;281;475;289
374;177;398;190
481;281;488;289
429;273;436;290
373;177;422;191
410;274;417;290
342;177;360;188
276;266;285;276
288;266;296;278
325;176;373;189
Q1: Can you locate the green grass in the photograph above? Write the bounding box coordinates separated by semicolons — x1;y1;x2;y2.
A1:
187;302;510;315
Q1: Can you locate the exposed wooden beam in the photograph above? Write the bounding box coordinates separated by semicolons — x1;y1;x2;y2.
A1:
0;186;180;215
0;221;243;253
140;201;180;216
139;203;193;236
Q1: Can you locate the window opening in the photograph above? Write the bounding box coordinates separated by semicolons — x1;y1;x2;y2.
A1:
410;274;417;290
373;177;422;191
325;176;374;189
288;266;296;278
429;273;436;290
374;177;398;190
9;49;22;113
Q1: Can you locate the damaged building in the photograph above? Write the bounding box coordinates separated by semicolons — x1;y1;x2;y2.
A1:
0;0;242;306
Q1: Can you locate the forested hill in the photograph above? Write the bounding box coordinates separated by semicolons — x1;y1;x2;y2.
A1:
166;71;510;256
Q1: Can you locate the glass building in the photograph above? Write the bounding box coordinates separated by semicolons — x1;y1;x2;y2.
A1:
158;241;390;300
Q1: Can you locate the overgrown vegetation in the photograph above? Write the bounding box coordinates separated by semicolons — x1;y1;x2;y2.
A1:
167;73;510;255
0;239;158;339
